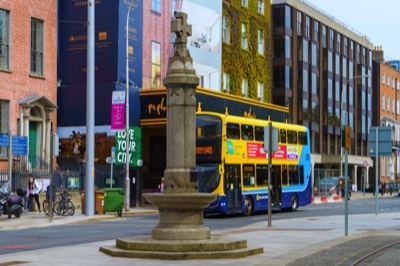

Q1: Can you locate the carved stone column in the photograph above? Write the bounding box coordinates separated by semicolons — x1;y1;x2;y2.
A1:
45;111;53;164
22;106;32;138
144;11;215;241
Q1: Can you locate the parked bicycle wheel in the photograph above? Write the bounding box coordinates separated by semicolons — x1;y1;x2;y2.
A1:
53;201;61;216
66;200;75;216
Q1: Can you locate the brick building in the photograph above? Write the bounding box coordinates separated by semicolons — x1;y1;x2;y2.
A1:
373;47;400;184
0;0;57;170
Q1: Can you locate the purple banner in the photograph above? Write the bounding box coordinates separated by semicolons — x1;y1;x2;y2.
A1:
111;103;125;131
111;91;125;131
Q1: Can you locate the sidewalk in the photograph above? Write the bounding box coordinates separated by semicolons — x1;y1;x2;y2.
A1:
313;189;395;203
0;207;158;231
0;192;399;265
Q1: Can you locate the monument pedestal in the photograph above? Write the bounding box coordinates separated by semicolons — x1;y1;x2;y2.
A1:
145;193;216;240
99;193;263;260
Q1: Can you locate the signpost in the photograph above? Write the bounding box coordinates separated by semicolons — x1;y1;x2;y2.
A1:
105;147;116;188
264;123;278;228
363;160;368;197
369;126;393;215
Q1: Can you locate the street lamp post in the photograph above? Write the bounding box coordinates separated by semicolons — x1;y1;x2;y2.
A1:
124;0;135;211
341;74;371;236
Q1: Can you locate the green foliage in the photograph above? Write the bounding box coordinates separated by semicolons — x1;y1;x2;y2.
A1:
222;0;272;102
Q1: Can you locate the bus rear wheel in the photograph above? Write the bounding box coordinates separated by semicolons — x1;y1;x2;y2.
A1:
244;196;254;216
290;194;298;212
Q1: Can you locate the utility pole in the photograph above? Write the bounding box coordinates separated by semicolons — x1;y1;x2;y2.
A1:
124;0;135;211
85;0;95;216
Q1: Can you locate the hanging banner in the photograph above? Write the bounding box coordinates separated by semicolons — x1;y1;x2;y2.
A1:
111;91;126;131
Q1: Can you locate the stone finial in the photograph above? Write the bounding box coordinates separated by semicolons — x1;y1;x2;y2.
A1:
171;12;191;48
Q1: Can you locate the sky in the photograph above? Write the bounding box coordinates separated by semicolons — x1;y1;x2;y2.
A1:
305;0;400;60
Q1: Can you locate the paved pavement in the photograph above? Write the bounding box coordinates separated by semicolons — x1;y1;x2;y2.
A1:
0;192;399;265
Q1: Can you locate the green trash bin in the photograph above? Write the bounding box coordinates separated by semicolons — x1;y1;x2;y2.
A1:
103;188;124;217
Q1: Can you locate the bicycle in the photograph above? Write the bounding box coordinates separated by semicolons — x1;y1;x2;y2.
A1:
54;190;75;216
43;189;75;216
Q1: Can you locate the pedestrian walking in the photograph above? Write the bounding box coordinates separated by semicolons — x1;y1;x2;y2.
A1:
27;176;41;213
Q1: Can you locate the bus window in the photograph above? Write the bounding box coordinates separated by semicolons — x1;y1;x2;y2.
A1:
227;123;240;139
298;131;307;145
287;130;297;144
256;165;268;186
196;115;222;138
299;165;304;184
243;164;255;187
241;125;254;140
280;129;287;143
282;165;288;185
255;126;264;141
288;165;299;185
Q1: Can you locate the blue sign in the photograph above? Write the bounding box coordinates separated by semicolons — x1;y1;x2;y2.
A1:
0;134;9;147
369;126;393;157
12;136;28;155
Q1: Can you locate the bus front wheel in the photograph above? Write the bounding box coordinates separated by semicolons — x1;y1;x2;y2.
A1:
290;194;298;212
244;196;254;216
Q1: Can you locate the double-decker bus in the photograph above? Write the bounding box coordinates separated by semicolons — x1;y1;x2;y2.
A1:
196;111;312;216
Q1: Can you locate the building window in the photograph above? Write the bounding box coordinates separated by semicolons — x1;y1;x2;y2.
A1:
382;94;385;110
0;100;9;157
362;47;366;65
223;72;230;92
222;15;230;44
350;41;354;59
305;16;310;38
397;81;400;91
242;0;248;7
322;25;326;48
336;33;341;54
397;99;400;115
242;78;248;97
151;41;161;88
241;23;248;49
297;11;302;35
392;97;395;113
0;9;10;70
285;5;291;28
31;18;44;76
257;82;264;101
343;37;348;56
387;76;390;86
382;74;385;84
313;20;319;42
392;79;395;89
151;0;161;13
258;0;264;14
329;29;334;49
387;96;390;111
258;30;264;55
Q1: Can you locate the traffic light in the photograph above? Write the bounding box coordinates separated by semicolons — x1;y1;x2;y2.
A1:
341;126;351;149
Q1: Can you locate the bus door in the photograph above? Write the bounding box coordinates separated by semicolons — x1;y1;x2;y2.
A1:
271;165;282;208
224;164;242;212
